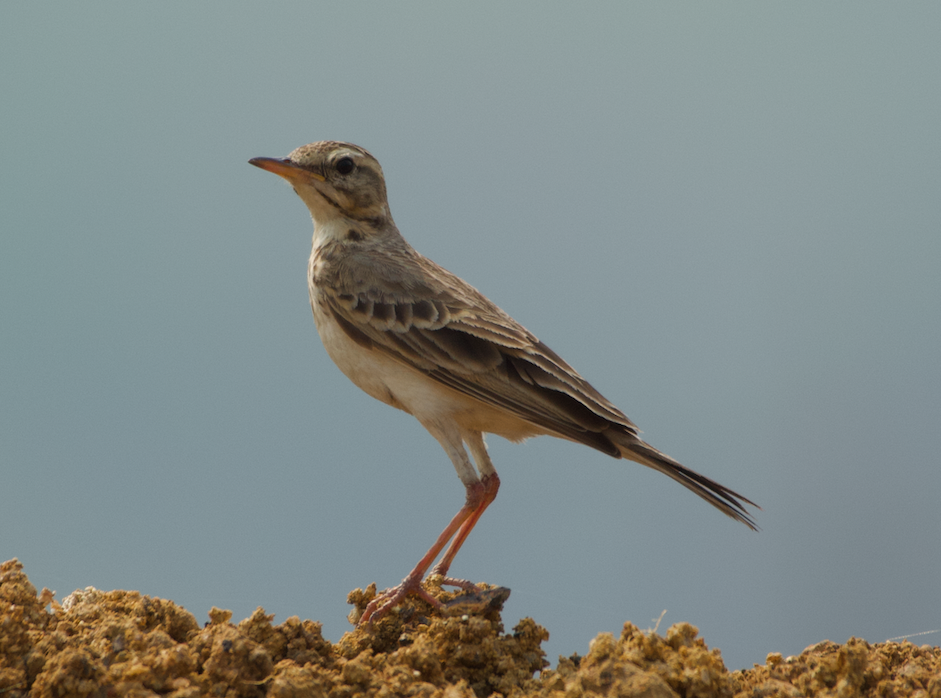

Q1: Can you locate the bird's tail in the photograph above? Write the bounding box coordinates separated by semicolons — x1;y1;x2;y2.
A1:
612;434;759;530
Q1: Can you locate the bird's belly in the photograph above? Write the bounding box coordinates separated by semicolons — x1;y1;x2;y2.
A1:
312;305;410;410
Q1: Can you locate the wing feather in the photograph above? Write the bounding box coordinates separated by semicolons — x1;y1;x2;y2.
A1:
321;272;640;455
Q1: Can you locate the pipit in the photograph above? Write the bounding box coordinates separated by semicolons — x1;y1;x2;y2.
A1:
249;141;757;624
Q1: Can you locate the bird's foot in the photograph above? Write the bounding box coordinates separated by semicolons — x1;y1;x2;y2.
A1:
428;570;480;593
425;572;511;615
356;573;444;626
355;573;509;627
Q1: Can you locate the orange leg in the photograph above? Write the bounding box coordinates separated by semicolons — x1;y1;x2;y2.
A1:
358;472;500;625
430;472;500;581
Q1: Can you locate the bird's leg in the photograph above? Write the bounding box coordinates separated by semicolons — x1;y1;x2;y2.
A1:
430;431;501;584
356;427;504;626
357;477;491;626
430;472;500;584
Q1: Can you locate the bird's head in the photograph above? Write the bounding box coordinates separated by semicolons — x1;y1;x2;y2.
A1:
250;141;391;231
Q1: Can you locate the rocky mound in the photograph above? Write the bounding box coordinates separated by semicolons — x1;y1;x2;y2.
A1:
2;559;938;698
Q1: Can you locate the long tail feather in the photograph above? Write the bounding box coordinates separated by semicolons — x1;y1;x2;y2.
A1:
614;436;759;530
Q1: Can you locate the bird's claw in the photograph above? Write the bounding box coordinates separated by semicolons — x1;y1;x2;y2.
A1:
355;575;509;627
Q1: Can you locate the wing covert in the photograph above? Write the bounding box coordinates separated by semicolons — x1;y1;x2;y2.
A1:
322;282;640;451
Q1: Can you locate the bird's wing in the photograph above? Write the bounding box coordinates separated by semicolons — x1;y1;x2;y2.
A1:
319;252;638;454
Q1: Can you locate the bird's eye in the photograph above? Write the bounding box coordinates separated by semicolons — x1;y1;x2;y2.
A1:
335;157;355;175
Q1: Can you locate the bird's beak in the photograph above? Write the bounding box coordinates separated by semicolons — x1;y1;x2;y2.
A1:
248;157;326;182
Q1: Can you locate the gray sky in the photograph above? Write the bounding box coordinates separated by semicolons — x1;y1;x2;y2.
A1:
3;4;940;671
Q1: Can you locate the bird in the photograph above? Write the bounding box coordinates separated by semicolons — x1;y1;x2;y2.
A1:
248;141;757;625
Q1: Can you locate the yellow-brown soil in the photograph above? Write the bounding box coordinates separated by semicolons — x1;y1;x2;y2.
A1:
2;559;938;698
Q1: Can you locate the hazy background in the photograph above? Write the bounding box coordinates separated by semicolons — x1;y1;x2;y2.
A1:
3;4;939;671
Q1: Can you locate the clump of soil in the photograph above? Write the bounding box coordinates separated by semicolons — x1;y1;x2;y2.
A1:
2;558;939;698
